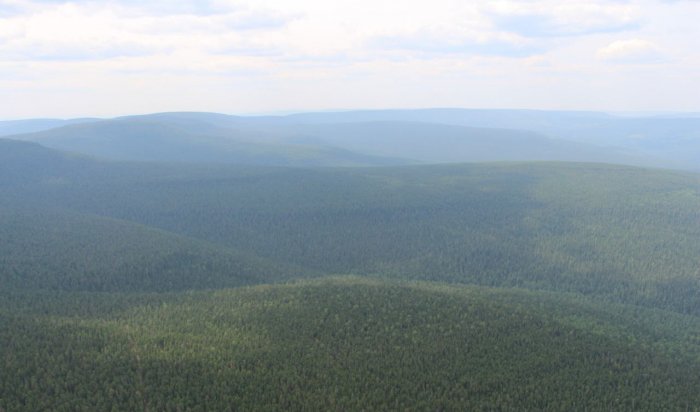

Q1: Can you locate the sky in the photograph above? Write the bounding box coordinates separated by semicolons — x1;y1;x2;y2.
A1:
0;0;699;119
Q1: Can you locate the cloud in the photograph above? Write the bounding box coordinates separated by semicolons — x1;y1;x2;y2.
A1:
4;41;158;61
117;0;230;16
0;1;27;17
0;1;297;62
372;30;541;58
226;9;297;31
484;1;641;37
2;0;700;118
0;4;162;61
597;39;664;63
10;0;232;16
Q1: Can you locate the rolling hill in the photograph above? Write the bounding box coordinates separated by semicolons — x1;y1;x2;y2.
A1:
255;120;648;165
280;108;700;170
0;210;308;293
2;277;700;410
10;118;410;167
5;110;680;168
5;109;700;169
3;134;700;409
0;118;96;137
2;139;699;314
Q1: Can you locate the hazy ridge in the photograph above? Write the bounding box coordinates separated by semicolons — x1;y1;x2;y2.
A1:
4;108;698;169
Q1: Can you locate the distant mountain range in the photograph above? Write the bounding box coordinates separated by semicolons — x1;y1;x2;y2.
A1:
0;118;97;136
2;109;698;169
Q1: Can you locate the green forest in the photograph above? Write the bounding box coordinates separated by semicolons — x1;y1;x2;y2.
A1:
4;278;700;411
2;137;700;410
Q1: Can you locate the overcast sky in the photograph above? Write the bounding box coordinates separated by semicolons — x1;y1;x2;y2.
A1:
1;0;698;119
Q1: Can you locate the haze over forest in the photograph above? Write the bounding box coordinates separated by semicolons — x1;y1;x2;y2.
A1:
1;0;700;411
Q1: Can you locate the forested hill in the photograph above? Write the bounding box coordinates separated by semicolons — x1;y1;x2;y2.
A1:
2;111;664;168
7;119;412;167
281;109;700;170
3;277;700;411
246;121;646;165
5;109;699;169
0;118;96;137
0;210;310;292
3;136;700;410
2;140;700;315
0;138;91;182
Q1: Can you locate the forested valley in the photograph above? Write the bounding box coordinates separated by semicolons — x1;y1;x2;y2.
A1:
1;111;700;410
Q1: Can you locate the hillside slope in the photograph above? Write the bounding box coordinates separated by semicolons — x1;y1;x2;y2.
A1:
0;210;308;292
2;277;700;411
6;109;699;169
37;160;696;314
3;139;699;313
282;108;700;170
271;121;650;165
12;119;410;167
6;111;668;168
0;118;96;137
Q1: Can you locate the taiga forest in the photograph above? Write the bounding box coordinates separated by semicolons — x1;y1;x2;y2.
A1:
2;0;700;410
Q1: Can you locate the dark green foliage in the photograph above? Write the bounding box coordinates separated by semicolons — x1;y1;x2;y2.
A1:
2;141;699;314
2;278;700;411
3;138;700;409
0;210;310;292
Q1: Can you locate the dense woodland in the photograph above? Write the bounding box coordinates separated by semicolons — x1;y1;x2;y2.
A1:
3;278;700;411
2;135;700;410
2;143;699;313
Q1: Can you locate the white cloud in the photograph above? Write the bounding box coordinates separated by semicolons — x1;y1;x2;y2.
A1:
483;1;640;37
0;0;699;117
597;39;664;63
372;29;539;58
0;1;296;62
